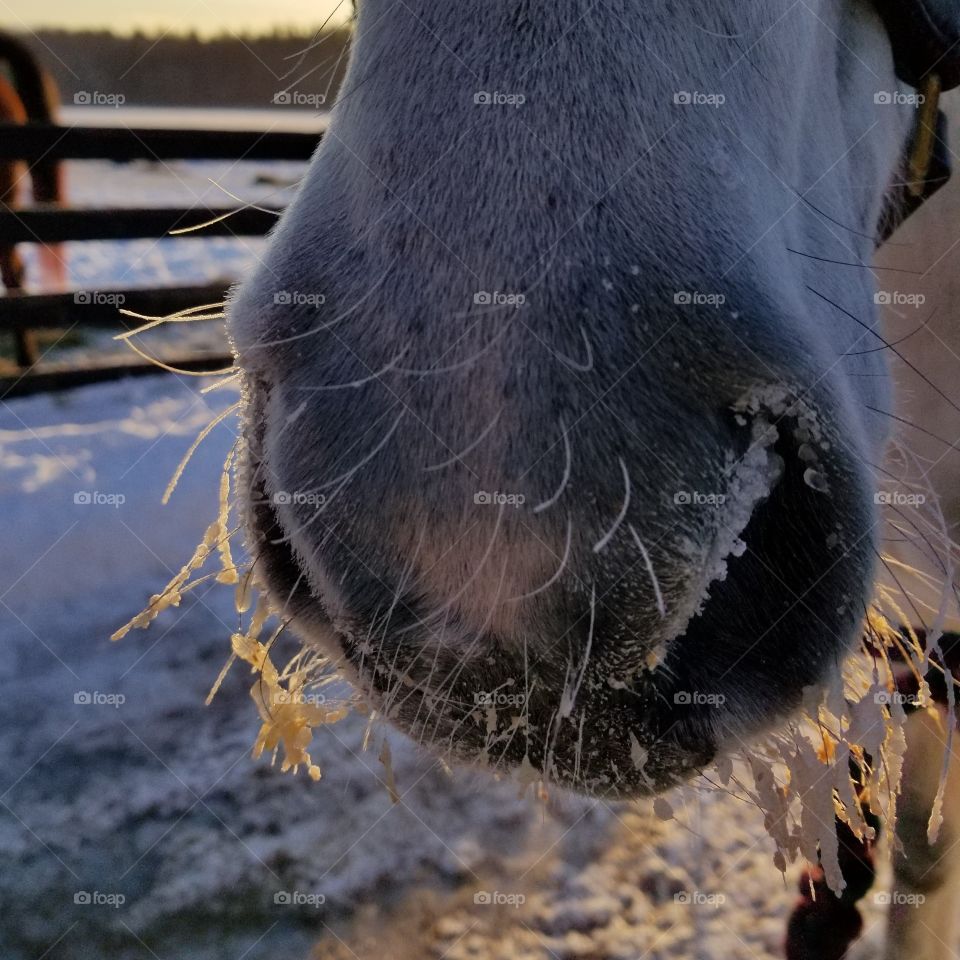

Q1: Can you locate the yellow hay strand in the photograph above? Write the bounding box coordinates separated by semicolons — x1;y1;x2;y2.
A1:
113;426;959;859
215;447;239;584
162;402;240;505
118;438;359;782
111;518;222;640
119;337;235;376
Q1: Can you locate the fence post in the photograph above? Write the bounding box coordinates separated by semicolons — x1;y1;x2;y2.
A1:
14;327;40;368
0;245;41;368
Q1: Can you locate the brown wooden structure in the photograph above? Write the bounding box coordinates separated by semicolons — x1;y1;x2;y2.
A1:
0;119;320;399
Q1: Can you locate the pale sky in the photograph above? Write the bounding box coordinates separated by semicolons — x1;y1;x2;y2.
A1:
1;0;351;36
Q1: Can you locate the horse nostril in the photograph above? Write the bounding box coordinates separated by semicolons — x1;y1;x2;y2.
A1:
652;412;874;749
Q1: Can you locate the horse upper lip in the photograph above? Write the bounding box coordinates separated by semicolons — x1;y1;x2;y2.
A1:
236;376;313;625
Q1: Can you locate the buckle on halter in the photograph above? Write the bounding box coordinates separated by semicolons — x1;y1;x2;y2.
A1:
908;73;944;196
877;73;952;245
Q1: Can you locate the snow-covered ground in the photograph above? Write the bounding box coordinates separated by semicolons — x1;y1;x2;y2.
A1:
1;158;901;959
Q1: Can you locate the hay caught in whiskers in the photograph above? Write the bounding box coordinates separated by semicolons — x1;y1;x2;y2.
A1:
113;410;364;783
725;450;959;893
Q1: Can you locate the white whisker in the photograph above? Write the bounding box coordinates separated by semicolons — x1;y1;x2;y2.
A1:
594;457;631;552
534;418;572;513
630;524;666;618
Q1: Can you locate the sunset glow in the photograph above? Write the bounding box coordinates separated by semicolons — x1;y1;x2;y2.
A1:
2;0;351;36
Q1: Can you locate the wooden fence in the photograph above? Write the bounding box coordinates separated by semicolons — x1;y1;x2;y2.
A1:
0;120;321;398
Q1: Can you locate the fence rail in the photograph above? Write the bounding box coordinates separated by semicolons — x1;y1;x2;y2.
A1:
0;352;235;399
0;206;282;244
0;121;321;162
0;282;231;330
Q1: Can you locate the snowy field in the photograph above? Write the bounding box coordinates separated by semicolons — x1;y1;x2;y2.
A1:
1;157;902;959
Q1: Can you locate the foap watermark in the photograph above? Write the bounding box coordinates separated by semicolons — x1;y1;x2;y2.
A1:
874;891;926;906
875;491;926;507
875;90;926;106
74;90;125;107
474;290;526;308
674;290;726;307
474;890;526;908
274;890;326;908
874;291;926;308
274;491;327;508
272;690;327;707
674;490;726;507
74;691;126;708
74;290;126;307
474;90;526;108
273;290;326;308
475;491;526;508
474;690;527;709
874;691;923;707
675;891;726;907
272;90;327;108
674;691;726;707
674;91;726;107
74;491;125;508
74;891;125;908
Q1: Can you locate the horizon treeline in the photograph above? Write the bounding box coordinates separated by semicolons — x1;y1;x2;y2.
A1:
17;28;353;108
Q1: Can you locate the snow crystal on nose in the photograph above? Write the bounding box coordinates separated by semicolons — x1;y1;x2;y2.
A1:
665;412;784;655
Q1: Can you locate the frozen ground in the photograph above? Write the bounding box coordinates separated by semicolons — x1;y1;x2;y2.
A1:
0;157;901;958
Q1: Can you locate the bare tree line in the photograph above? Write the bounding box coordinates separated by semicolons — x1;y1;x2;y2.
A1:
18;28;352;108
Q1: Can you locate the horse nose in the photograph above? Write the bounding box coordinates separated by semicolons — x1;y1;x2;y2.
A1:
225;250;882;795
